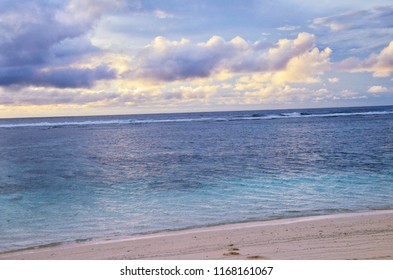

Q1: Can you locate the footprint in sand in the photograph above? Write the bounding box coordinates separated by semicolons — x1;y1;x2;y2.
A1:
223;245;240;256
246;255;268;260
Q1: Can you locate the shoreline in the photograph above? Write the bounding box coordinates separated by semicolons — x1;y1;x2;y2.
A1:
1;209;393;260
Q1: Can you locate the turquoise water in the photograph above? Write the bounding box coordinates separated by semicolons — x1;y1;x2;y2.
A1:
0;106;392;251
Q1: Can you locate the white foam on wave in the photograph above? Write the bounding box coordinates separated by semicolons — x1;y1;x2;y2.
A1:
260;110;393;120
0;120;131;128
317;111;393;118
0;117;229;128
131;117;228;124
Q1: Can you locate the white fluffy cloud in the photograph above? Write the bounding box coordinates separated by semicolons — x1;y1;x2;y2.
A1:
127;32;329;82
368;86;390;93
268;46;332;84
339;40;393;77
328;77;339;83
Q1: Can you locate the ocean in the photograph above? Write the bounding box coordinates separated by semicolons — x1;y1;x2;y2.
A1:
0;106;392;252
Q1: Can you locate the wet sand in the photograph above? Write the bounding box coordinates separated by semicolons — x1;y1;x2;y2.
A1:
1;210;393;260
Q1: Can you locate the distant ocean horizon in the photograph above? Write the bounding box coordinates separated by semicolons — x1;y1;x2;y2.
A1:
1;104;393;125
1;105;393;252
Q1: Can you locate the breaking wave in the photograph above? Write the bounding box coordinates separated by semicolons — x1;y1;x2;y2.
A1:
1;109;392;128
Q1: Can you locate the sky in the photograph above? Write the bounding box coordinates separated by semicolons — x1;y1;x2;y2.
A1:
0;0;393;118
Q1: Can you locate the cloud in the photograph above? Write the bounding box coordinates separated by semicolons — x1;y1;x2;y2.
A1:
0;86;120;106
310;5;393;57
0;0;119;67
311;6;393;32
0;65;116;88
153;9;174;19
328;77;339;83
368;85;390;93
49;37;100;59
269;46;332;84
284;0;393;13
127;32;327;81
312;16;350;32
129;36;225;81
0;0;125;88
258;32;317;70
339;40;393;77
56;0;126;27
276;25;300;31
232;47;331;103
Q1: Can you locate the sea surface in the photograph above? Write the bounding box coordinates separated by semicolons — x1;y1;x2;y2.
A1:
0;106;393;252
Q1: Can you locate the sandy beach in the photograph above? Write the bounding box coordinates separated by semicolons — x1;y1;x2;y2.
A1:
1;210;393;260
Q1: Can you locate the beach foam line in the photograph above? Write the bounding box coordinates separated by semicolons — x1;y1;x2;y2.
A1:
1;209;393;260
72;209;393;246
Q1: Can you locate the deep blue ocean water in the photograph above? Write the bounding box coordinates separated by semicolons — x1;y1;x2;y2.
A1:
0;106;393;252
